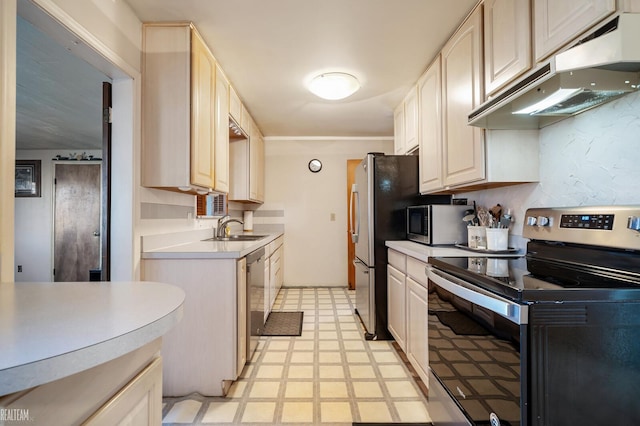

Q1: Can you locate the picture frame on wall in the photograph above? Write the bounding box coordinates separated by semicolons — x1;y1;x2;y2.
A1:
15;160;41;197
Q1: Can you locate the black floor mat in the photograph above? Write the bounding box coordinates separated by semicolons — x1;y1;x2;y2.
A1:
262;311;304;336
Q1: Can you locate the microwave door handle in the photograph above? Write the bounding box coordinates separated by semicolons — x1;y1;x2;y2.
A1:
350;184;359;243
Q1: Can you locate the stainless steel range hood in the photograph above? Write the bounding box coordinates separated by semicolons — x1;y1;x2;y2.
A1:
469;13;640;129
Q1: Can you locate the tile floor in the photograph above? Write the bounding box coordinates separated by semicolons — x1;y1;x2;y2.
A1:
162;287;431;425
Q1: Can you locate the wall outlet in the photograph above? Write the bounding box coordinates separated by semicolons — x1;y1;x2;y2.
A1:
330;213;336;221
17;265;22;273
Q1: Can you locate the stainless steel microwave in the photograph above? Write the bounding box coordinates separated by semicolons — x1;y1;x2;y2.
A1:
406;204;468;245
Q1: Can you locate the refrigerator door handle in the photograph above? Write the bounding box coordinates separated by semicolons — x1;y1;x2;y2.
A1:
350;183;359;243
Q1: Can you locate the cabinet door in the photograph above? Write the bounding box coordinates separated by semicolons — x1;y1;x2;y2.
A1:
404;87;419;153
387;264;406;351
484;0;531;96
418;56;443;193
214;64;230;193
237;258;247;377
229;86;242;123
393;104;405;155
190;31;216;189
407;277;429;385
441;6;485;187
249;121;265;203
534;0;615;62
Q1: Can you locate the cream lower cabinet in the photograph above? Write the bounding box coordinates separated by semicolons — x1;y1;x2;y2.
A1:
237;258;247;378
264;236;284;321
387;249;430;386
387;249;407;351
141;258;243;396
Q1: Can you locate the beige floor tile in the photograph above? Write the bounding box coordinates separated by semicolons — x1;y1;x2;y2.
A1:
318;330;338;340
318;315;336;323
294;340;315;350
341;330;363;340
249;381;281;398
287;365;314;379
241;402;276;423
318;351;342;363
267;340;291;351
352;381;383;398
372;351;400;363
201;401;239;423
385;380;420;398
319;381;349;398
290;351;314;363
339;323;358;331
395;400;431;422
255;365;284;379
226;380;247;398
349;364;376;379
345;351;369;363
343;340;365;351
300;331;315;340
379;364;409;379
301;304;316;310
338;315;356;323
261;351;288;363
320;402;353;423
282;401;314;423
318;323;336;330
336;309;353;316
302;323;315;330
163;400;202;423
284;381;314;398
239;364;254;378
318;340;340;350
357;401;392;423
368;341;393;350
319;365;345;379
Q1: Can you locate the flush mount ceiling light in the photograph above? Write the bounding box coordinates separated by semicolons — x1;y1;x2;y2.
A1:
308;72;360;100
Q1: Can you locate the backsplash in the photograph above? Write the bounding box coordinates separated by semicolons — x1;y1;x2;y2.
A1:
460;90;640;249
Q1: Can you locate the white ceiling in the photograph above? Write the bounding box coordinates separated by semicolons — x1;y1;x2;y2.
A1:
16;0;478;150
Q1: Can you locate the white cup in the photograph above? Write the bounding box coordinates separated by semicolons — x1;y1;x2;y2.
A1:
467;226;487;249
485;228;509;251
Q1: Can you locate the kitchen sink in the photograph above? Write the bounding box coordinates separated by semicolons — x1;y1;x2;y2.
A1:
202;235;267;242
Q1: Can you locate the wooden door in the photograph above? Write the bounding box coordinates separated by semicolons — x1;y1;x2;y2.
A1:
346;159;361;290
54;163;101;282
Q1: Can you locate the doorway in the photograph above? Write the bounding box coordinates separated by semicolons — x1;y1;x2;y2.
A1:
346;159;361;290
53;163;101;281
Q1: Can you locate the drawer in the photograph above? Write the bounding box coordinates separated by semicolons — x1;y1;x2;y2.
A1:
406;256;428;286
387;249;406;273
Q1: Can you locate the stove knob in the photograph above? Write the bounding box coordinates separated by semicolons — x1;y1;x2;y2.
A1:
537;216;550;227
628;216;640;232
526;216;537;226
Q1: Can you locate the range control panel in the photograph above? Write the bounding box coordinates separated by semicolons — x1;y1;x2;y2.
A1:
523;206;640;251
560;214;614;230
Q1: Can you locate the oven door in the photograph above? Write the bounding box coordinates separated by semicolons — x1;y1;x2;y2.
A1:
427;266;528;426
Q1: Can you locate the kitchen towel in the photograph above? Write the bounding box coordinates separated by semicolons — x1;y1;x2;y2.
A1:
243;210;253;231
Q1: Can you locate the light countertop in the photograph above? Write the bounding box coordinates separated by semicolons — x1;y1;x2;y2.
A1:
0;281;184;396
141;229;283;259
386;240;522;262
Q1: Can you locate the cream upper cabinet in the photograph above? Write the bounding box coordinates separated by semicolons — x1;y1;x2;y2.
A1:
403;87;419;153
534;0;615;62
251;123;265;202
393;103;405;155
418;56;443;193
484;0;532;97
142;23;222;194
441;6;485;187
230;113;265;204
229;85;242;124
394;87;419;155
214;64;230;193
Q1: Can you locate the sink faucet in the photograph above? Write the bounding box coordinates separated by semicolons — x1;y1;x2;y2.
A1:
217;215;244;238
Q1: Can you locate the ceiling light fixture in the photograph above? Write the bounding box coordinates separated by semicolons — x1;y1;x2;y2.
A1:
308;72;360;100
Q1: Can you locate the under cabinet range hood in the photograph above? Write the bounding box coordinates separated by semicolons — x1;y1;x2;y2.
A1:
470;13;640;129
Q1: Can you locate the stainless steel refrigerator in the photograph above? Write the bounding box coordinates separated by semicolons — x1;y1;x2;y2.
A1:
349;153;449;340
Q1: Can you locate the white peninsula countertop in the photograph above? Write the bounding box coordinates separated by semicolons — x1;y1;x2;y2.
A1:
0;281;184;396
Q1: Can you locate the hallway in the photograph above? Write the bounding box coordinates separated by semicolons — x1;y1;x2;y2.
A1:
162;287;431;425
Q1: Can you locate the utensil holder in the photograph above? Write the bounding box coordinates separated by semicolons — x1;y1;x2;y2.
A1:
486;228;509;251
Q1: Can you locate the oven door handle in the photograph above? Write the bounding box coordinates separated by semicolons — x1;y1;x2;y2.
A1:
427;266;528;325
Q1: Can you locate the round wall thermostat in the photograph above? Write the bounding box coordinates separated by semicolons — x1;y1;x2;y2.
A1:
308;159;322;173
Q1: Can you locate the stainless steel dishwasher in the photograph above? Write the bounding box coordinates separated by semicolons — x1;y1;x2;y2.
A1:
246;247;264;360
